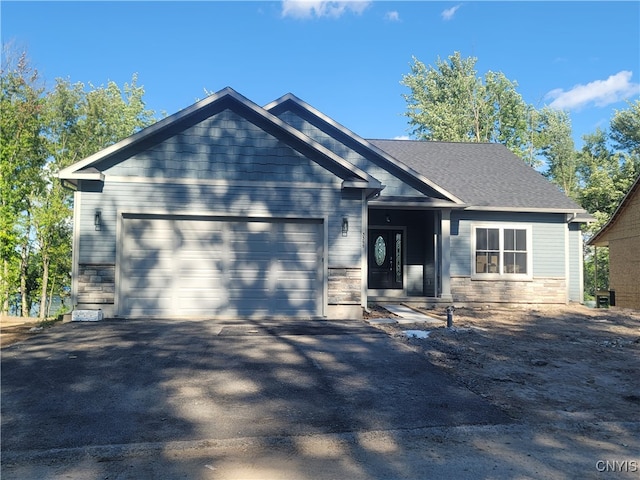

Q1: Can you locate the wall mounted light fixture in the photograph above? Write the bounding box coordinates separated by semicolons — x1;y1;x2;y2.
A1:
341;216;349;236
94;210;102;231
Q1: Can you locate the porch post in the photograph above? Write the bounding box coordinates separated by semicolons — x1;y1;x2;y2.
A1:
440;209;453;302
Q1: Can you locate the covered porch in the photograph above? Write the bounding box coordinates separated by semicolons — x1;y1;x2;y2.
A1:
366;205;455;307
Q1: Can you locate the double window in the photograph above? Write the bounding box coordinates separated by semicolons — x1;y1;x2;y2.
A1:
472;224;532;279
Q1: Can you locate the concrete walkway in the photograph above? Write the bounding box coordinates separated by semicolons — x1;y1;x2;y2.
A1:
367;304;442;325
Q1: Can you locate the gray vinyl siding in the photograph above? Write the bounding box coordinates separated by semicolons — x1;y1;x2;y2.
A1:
105;109;338;184
450;211;567;277
275;111;429;198
77;181;362;268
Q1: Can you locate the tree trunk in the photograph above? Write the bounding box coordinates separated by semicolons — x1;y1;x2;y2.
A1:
39;254;49;319
47;275;55;318
1;259;10;315
20;242;28;317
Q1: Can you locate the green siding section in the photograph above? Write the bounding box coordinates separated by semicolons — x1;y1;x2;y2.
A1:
105;109;338;184
276;111;428;198
78;181;363;268
450;211;567;278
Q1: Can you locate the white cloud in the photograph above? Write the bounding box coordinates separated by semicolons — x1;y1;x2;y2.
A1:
281;1;370;19
441;4;461;21
385;10;400;22
546;71;640;110
393;135;410;140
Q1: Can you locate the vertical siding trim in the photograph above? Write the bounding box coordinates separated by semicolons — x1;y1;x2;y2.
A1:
114;210;123;316
440;209;452;300
564;222;570;303
361;190;368;309
71;190;82;309
433;213;440;296
578;229;584;302
323;215;329;317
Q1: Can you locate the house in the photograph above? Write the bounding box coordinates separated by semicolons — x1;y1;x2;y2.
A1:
588;174;640;310
58;87;590;319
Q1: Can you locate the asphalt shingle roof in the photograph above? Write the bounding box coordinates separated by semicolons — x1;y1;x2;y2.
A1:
368;139;584;211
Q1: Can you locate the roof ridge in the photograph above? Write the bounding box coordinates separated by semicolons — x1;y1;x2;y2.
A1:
368;138;500;146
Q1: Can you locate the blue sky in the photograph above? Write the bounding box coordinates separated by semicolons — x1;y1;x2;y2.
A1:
2;1;639;148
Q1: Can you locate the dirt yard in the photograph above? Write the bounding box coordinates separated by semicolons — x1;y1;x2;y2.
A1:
0;316;52;348
370;304;640;425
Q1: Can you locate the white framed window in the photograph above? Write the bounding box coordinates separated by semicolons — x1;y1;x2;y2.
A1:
471;223;532;280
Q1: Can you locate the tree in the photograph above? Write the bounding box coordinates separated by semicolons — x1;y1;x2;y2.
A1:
1;45;157;317
31;75;156;317
576;102;640;299
535;107;578;199
0;49;47;315
401;52;531;161
610;99;640;156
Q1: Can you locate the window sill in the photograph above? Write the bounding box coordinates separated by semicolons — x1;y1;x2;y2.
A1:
471;274;533;282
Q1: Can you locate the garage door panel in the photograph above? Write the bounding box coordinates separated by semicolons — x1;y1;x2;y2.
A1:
120;216;322;318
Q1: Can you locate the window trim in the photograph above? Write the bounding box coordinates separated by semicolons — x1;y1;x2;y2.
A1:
470;223;533;280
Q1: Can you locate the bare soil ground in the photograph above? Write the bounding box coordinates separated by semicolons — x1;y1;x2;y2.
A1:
0;316;52;349
369;304;640;424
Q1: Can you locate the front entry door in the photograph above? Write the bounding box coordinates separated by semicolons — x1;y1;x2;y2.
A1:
368;229;403;289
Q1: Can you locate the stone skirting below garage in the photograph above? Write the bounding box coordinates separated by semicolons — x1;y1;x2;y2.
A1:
451;276;567;304
328;267;361;305
77;263;115;305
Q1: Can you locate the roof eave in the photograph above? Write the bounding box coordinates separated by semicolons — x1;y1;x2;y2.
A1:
369;198;465;209
465;205;591;216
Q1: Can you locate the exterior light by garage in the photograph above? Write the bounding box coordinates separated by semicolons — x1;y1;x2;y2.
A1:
342;216;349;236
94;210;101;231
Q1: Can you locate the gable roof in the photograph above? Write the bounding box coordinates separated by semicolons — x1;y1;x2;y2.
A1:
368;139;587;213
58;87;382;192
265;93;464;206
588;173;640;246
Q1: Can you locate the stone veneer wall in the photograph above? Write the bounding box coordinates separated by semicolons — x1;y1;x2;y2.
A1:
77;264;115;305
328;267;361;305
451;277;567;304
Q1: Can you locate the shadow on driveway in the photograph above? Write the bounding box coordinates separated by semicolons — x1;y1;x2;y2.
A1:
2;319;509;477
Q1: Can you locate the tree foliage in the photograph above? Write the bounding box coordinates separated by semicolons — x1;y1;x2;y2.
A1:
0;50;47;315
610;100;640;156
401;52;531;162
534;107;578;198
0;46;156;316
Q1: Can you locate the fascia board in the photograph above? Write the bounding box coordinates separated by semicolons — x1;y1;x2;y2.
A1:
465;206;590;215
369;199;465;209
265;94;464;205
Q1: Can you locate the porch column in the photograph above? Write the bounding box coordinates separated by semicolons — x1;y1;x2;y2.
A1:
440;209;453;302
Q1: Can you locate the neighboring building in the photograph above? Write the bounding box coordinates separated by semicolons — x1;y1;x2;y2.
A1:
58;88;590;319
588;174;640;310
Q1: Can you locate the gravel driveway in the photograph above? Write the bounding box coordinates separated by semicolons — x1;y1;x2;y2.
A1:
2;318;509;478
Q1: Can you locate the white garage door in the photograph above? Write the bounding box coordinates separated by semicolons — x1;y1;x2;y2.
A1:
119;215;323;318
